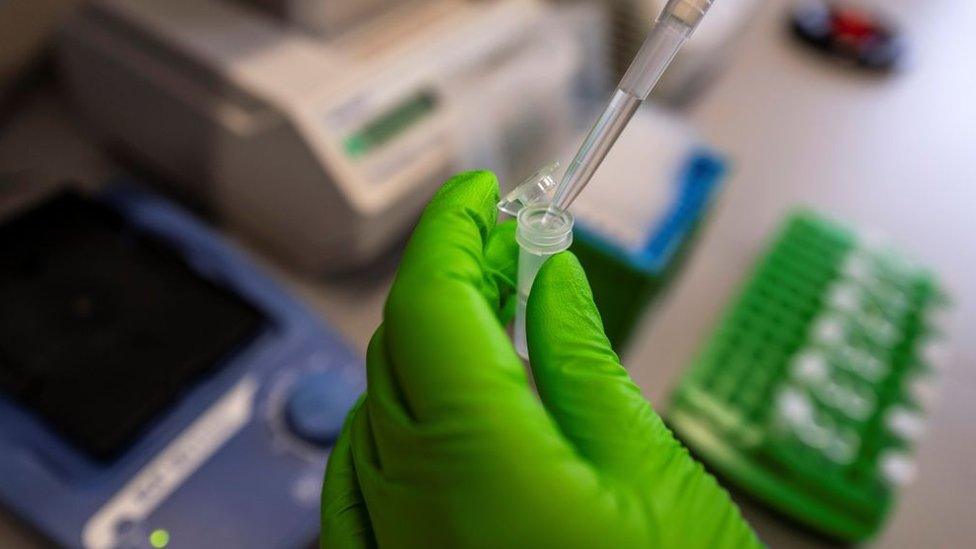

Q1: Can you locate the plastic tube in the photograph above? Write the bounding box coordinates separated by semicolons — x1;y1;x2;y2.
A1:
514;204;573;359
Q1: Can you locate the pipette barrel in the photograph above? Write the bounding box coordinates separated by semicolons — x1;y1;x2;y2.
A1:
550;0;713;214
551;89;639;212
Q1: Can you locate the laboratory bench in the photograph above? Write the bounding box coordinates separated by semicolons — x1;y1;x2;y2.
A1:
1;0;974;547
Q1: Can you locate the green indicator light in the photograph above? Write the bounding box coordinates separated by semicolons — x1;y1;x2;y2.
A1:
149;528;170;548
343;136;367;159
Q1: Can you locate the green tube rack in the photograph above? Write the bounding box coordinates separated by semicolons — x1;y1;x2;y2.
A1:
667;210;951;542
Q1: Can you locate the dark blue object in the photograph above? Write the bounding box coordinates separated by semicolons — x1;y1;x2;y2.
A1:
285;372;358;448
0;183;364;548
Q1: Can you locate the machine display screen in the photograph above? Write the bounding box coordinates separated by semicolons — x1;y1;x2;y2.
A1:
0;191;265;462
343;91;438;159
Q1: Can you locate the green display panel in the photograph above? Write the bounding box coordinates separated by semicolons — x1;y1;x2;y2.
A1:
344;91;438;159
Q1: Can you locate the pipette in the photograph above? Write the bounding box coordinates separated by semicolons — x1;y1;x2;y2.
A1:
499;0;716;359
549;0;715;214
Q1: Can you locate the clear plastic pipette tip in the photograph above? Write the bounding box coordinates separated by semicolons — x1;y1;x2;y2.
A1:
545;0;714;218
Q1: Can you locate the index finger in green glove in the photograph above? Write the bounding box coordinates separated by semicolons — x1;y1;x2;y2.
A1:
380;171;532;422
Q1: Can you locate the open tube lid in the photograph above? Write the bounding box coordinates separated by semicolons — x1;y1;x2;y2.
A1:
497;161;560;216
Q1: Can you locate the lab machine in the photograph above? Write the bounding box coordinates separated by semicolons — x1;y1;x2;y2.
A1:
0;184;363;548
668;212;951;541
58;0;582;272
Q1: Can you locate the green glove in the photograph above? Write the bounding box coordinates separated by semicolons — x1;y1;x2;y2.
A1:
321;171;760;548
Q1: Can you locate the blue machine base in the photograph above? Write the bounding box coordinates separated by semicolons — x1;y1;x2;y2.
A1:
0;184;364;548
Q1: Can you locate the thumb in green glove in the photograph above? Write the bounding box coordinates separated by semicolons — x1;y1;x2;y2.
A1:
321;170;760;548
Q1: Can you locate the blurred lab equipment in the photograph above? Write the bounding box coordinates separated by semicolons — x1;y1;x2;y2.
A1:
668;212;951;542
0;0;79;104
790;0;906;72
58;0;582;272
0;184;363;548
239;0;406;36
601;0;760;105
500;107;727;352
568;107;725;350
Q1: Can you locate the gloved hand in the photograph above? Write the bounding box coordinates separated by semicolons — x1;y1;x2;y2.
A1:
321;171;760;548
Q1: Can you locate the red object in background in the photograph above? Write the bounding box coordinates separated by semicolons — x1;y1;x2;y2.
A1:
832;8;877;40
790;1;905;72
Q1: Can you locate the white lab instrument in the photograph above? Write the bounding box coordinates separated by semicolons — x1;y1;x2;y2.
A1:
58;0;581;272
